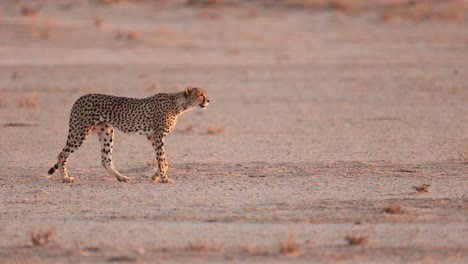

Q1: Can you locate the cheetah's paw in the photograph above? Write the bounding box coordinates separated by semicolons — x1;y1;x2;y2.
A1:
159;178;174;184
117;176;131;182
63;177;75;183
151;175;160;182
151;175;174;183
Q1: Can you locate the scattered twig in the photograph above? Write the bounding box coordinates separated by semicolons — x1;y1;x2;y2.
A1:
30;226;56;246
279;229;300;256
383;202;405;214
413;184;430;193
345;233;369;246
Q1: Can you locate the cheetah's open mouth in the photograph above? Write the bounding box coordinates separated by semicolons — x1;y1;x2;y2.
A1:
199;103;208;109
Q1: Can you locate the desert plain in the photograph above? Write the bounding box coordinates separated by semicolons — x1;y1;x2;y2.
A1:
0;0;467;263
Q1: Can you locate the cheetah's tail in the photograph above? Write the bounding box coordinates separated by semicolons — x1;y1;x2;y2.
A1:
47;163;59;178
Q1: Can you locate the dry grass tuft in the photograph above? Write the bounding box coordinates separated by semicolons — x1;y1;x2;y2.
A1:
11;71;24;80
230;48;240;55
155;24;171;36
94;16;104;28
147;81;160;92
397;168;417;173
99;0;126;5
115;31;124;39
328;0;363;13
3;123;38;127
207;125;225;135
379;0;466;21
127;30;139;40
413;184;430;193
184;0;466;21
383;202;405;214
279;229;301;256
21;5;39;17
30;226;56;246
345;233;369;246
115;30;140;41
187;241;223;252
33;18;57;40
198;10;223;21
242;245;257;254
176;124;195;135
186;0;240;7
107;256;138;262
455;148;468;164
246;7;259;18
184;124;194;133
18;90;38;108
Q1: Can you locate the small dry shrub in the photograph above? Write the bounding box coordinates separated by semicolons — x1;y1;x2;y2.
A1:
186;0;239;7
107;256;138;262
100;0;124;5
383;202;405;214
184;124;194;133
328;0;363;13
40;27;52;39
380;0;466;22
380;9;396;21
279;230;300;256
3;123;37;127
414;184;430;193
18;90;38;108
115;31;124;39
11;71;23;80
187;241;222;252
147;81;160;92
397;168;417;173
127;30;139;40
30;226;56;246
115;30;139;41
455;148;468;164
345;233;369;246
94;16;104;28
198;10;223;21
242;245;257;254
230;48;240;55
155;24;171;36
21;5;39;16
207;126;224;135
246;7;259;18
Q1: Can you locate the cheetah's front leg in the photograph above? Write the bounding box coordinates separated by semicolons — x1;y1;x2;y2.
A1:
148;134;173;183
95;122;130;182
152;156;171;169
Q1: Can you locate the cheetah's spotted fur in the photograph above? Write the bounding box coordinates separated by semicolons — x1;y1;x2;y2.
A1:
47;86;210;183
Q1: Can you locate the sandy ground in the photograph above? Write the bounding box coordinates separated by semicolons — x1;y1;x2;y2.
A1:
0;1;467;263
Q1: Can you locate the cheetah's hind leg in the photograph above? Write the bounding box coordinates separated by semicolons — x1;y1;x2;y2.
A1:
49;123;93;183
94;122;130;182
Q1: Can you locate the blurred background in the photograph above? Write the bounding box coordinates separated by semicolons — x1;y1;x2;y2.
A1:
0;0;467;165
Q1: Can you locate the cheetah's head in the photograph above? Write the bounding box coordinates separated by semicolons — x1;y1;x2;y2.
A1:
184;86;210;109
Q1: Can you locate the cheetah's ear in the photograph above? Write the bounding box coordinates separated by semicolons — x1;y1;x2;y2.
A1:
185;86;193;98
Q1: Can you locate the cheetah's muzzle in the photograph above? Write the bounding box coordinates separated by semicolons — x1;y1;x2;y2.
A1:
199;100;210;109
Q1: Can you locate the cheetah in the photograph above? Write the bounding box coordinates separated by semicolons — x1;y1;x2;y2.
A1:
47;86;210;184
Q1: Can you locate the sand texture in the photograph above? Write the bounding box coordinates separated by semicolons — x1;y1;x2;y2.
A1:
0;1;467;263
